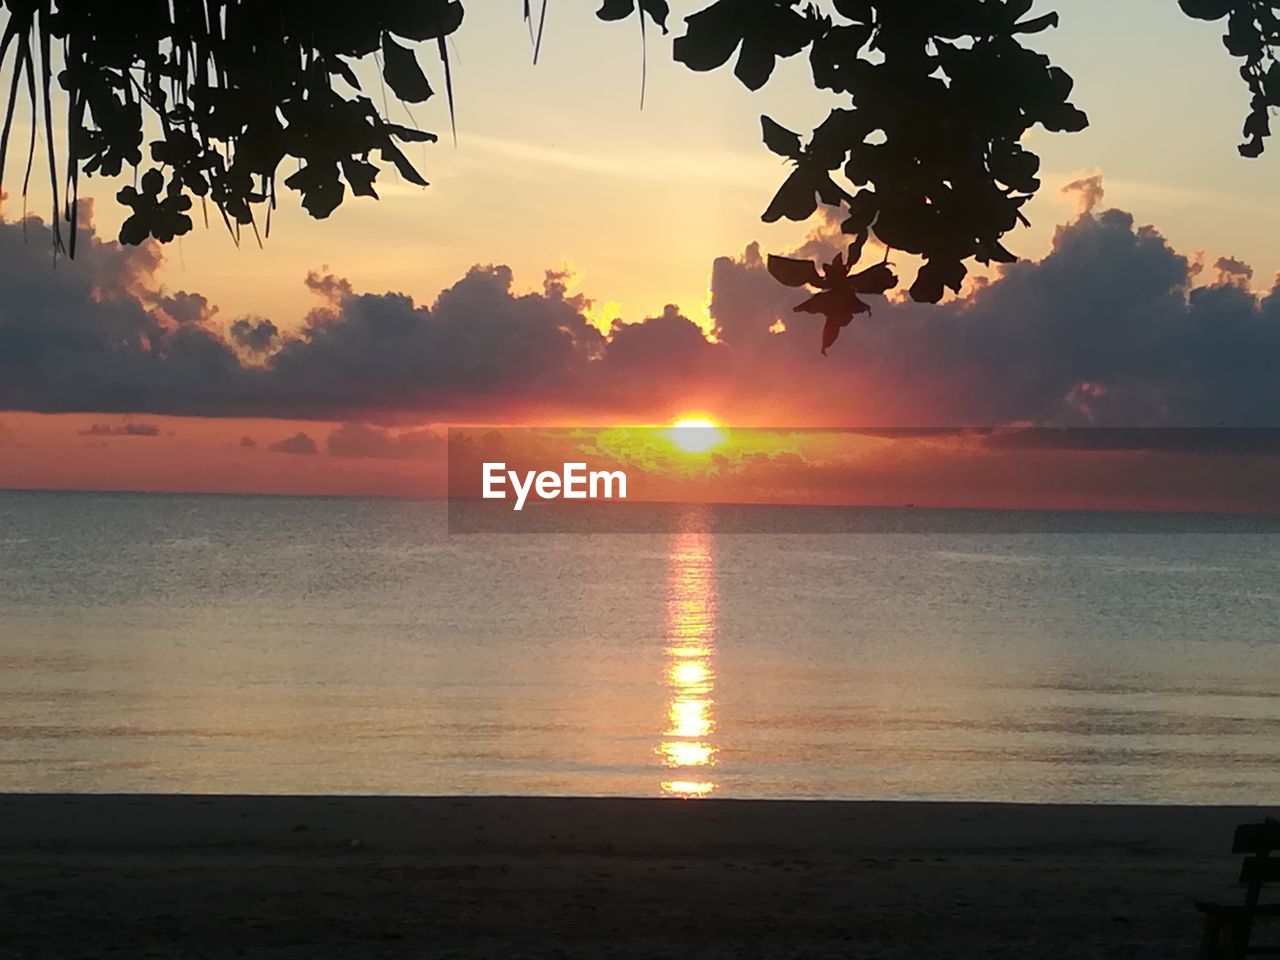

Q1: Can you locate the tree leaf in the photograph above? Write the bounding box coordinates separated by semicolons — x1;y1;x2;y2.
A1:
389;0;466;41
762;166;821;222
841;189;879;234
119;214;150;246
820;318;843;354
793;288;869;354
849;262;896;295
285;161;346;218
908;258;967;304
1013;12;1059;34
766;254;822;288
1039;101;1088;133
380;141;430;186
795;288;867;318
381;33;433;103
1178;0;1231;20
989;143;1040;192
845;243;865;270
761;115;802;159
596;0;635;22
674;0;817;90
385;123;439;143
673;0;744;72
640;0;670;32
735;36;777;90
833;0;873;23
341;157;379;198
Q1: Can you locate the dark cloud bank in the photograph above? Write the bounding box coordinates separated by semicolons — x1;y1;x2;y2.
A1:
2;194;1279;427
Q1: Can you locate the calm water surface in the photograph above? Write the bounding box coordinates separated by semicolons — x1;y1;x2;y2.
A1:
2;490;1278;802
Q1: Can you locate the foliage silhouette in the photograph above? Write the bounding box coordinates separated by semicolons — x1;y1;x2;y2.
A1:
0;0;1276;349
1178;0;1280;158
767;231;895;354
0;0;459;256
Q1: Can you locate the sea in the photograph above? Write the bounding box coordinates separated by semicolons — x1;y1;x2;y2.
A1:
2;489;1279;803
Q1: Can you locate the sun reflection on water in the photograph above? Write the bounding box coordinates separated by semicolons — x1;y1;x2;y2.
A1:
658;526;719;798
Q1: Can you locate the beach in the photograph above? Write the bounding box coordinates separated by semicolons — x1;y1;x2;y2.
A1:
0;794;1267;958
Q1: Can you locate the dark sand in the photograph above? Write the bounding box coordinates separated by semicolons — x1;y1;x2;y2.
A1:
0;794;1271;958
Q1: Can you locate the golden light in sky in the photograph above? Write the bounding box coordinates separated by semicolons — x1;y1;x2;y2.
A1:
666;417;727;455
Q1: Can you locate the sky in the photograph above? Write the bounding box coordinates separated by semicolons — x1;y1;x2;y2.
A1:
2;0;1280;502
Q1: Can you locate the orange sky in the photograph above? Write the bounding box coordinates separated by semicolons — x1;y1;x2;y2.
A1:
6;413;1279;517
3;3;1280;507
0;413;442;498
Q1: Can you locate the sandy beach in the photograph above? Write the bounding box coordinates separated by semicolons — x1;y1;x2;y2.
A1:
0;794;1269;958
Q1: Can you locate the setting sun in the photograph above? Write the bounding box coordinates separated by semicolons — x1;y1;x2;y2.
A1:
667;417;728;455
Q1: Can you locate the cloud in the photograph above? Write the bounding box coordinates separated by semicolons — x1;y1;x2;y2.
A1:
157;291;216;326
0;207;245;417
3;189;1280;429
1214;255;1254;287
327;422;443;459
981;426;1280;454
239;436;257;449
78;422;161;437
0;420;12;447
262;265;605;419
1062;174;1105;214
230;317;280;354
694;203;1280;428
269;432;318;455
0;210;604;419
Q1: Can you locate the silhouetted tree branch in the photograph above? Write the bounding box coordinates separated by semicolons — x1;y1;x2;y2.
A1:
1179;0;1280;158
0;0;1275;325
0;0;463;257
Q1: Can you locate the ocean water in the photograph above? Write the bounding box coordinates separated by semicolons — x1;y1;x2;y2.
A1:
2;489;1279;803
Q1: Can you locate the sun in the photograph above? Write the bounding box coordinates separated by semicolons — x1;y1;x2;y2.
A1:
666;417;727;454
